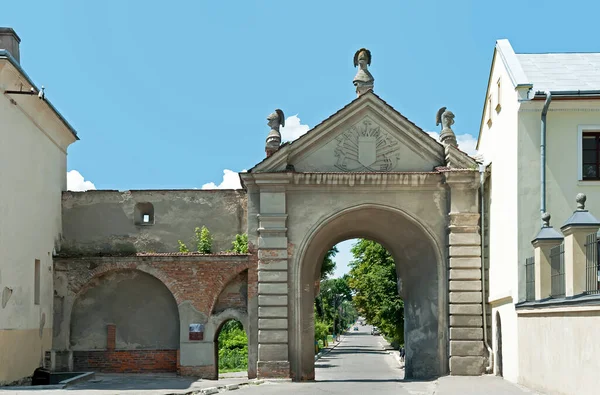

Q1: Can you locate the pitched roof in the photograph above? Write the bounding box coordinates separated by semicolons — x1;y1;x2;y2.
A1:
0;49;79;140
516;53;600;93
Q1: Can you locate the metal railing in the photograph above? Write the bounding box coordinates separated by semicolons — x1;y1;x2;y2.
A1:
550;244;565;298
525;256;535;301
585;233;600;295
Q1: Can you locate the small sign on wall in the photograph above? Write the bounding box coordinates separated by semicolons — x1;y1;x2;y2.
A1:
189;323;204;341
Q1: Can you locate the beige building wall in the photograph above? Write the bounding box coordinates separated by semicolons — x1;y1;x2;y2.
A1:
518;99;600;250
0;59;76;383
517;309;600;395
478;53;521;382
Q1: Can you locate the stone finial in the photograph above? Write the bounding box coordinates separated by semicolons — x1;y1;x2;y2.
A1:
436;107;458;147
265;109;285;158
541;212;551;227
576;193;586;211
353;48;374;97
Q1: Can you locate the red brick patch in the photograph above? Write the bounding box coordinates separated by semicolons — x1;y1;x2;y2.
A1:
73;350;177;373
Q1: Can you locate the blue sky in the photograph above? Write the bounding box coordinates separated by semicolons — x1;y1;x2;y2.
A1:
3;0;600;277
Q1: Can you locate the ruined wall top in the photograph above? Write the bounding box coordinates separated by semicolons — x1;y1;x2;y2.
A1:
60;189;247;255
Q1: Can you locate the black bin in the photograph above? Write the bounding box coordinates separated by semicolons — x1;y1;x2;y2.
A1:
31;367;51;386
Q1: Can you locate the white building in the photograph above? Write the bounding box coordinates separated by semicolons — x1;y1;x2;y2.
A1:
479;39;600;395
0;28;78;384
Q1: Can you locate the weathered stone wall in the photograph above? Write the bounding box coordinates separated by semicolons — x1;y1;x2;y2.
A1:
70;270;180;350
60;190;247;255
53;253;257;377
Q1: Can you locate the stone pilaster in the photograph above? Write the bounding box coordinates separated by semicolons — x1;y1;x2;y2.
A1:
560;194;600;297
531;214;564;300
444;171;486;376
256;189;290;378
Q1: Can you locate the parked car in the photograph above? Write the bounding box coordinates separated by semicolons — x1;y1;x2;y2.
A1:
371;327;380;335
353;326;359;331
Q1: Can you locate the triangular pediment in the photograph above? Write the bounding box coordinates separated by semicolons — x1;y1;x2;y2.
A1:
250;92;474;173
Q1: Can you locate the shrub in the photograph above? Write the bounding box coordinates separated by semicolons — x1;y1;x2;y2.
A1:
196;226;212;253
178;240;189;253
230;234;249;254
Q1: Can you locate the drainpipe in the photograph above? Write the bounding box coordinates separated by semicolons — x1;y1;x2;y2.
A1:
479;164;493;373
540;91;552;225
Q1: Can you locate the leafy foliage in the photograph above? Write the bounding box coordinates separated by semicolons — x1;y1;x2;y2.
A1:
218;320;248;372
314;275;357;341
196;226;213;253
230;234;249;254
178;240;190;253
320;246;338;279
348;239;404;345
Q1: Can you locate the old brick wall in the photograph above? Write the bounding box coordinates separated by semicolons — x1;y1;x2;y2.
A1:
54;252;256;374
212;271;248;314
73;350;177;373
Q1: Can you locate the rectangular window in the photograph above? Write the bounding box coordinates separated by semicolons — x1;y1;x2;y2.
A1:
582;131;600;180
496;78;501;113
34;259;40;305
487;95;493;126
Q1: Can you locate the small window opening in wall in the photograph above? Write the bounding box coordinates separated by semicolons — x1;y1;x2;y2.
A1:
34;259;40;305
134;202;155;225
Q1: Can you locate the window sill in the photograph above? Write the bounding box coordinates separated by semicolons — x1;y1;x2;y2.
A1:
515;292;600;311
577;180;600;186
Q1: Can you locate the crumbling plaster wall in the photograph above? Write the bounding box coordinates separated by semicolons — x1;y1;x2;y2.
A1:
61;190;247;255
70;270;179;350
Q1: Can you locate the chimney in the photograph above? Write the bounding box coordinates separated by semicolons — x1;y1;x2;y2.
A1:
0;28;21;63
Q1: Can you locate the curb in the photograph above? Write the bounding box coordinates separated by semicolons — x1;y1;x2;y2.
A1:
378;340;405;369
191;378;266;394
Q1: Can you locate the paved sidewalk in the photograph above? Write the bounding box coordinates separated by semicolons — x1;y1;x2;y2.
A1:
0;373;264;395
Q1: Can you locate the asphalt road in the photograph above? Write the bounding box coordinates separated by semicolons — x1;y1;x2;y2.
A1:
242;323;418;394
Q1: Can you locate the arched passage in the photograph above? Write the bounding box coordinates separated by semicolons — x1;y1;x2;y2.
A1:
70;269;180;372
206;309;249;379
292;204;445;380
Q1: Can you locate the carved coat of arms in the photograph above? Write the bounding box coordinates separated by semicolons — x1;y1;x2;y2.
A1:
334;119;400;171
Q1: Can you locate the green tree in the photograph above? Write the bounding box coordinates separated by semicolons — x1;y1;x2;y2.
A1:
315;276;355;335
348;239;404;345
230;234;249;253
320;245;338;279
196;226;213;253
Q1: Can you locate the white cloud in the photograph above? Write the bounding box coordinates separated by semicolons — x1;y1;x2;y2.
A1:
280;115;310;142
427;132;478;157
67;170;96;191
201;169;246;190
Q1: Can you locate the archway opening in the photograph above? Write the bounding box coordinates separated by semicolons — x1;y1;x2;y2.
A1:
313;239;404;379
294;205;444;381
215;319;248;379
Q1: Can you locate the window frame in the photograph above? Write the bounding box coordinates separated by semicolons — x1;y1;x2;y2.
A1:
487;95;493;127
34;259;40;305
495;78;502;113
578;125;600;181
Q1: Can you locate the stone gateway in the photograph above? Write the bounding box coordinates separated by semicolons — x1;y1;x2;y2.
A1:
50;49;488;381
